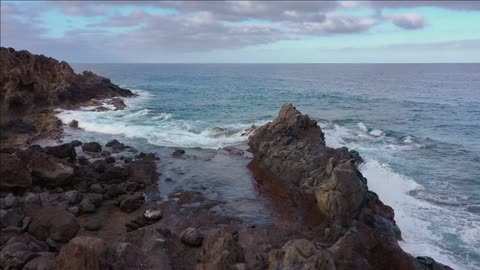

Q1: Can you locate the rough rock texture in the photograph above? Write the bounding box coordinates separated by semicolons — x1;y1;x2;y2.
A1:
0;47;133;114
249;103;365;224
268;239;335;270
249;103;452;270
27;206;80;243
0;47;134;148
0;153;32;188
196;229;244;270
50;236;111;270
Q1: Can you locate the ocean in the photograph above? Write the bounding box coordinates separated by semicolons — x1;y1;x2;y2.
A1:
57;64;479;269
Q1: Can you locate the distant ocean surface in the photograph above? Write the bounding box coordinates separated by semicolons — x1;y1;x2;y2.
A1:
60;64;479;269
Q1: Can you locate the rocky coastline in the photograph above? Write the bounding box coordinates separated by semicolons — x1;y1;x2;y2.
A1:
0;49;452;270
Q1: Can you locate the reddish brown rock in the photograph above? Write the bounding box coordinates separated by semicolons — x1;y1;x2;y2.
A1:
50;236;110;270
0;153;32;188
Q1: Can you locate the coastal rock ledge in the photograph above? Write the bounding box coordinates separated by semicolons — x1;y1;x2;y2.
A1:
0;47;135;148
248;103;452;270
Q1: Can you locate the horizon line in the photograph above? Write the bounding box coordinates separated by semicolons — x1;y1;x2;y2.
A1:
70;62;480;65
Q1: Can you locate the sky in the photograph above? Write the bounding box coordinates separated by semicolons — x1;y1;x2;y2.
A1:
1;1;479;63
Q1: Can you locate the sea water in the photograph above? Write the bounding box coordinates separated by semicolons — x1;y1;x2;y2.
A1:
57;63;479;269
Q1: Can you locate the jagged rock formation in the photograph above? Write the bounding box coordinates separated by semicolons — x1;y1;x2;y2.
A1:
0;47;134;148
249;103;451;270
0;47;133;114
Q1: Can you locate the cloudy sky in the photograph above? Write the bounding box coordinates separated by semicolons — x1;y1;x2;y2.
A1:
1;1;479;63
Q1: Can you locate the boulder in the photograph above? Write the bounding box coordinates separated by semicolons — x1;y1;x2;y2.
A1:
105;156;116;163
23;192;42;206
45;143;77;160
180;227;204;247
105;139;125;151
143;207;162;222
28;206;80;243
0;234;49;270
69;120;79;128
0;208;24;228
89;183;105;194
172;149;185;157
2;193;19;209
81;142;102;153
30;152;74;186
78;156;90;165
22;252;56;270
71;140;82;147
64;190;82;205
0;153;32;188
196;229;244;270
105;184;126;198
119;193;144;213
50;236;111;270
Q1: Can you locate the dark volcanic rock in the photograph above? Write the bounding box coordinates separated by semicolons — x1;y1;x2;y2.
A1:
268;239;335;270
0;234;49;270
119;193;145;213
248;104;451;270
0;153;32;188
180;227;204;247
0;47;134;114
46;142;77;160
71;140;82;147
69;119;79;128
172;149;185;157
23;252;56;270
249;103;364;223
50;236;110;270
196;229;244;269
82;142;102;153
30;151;75;186
106;139;125;151
27;206;80;243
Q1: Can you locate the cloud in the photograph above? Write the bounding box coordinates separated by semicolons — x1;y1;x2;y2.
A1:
1;1;478;62
299;15;377;34
362;1;480;11
388;13;426;30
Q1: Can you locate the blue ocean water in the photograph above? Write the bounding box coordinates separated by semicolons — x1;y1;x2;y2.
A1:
60;64;479;269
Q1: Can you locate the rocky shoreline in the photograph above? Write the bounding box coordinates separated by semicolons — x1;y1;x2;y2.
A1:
0;49;453;270
0;47;135;149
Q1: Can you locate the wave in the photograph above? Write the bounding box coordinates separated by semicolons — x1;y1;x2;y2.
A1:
323;122;477;270
56;92;266;149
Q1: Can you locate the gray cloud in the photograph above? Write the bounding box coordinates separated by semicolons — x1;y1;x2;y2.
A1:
387;13;426;30
1;1;478;62
361;1;480;10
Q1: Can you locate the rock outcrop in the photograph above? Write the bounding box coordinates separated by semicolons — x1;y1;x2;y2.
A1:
0;47;133;114
0;47;135;148
249;103;451;270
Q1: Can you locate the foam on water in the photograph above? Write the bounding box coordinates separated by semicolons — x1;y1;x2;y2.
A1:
323;121;479;270
57;92;264;149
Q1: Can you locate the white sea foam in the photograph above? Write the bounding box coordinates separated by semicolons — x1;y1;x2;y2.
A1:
369;129;384;137
357;122;369;132
56;91;268;149
322;122;476;269
403;135;414;143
